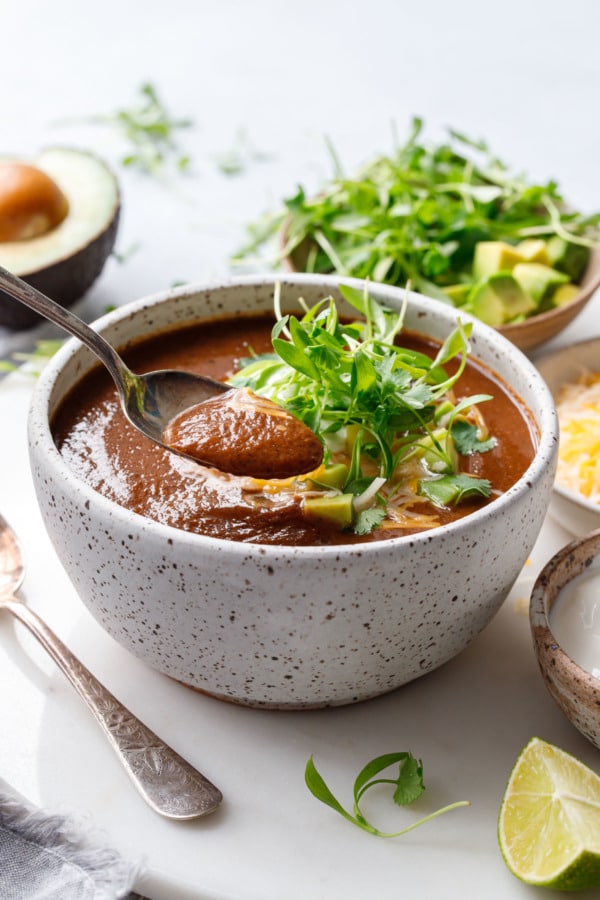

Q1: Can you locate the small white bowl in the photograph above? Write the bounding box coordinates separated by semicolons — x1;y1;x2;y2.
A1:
530;529;600;750
536;337;600;537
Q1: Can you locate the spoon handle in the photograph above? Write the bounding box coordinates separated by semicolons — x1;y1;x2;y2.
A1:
3;596;222;818
0;265;130;388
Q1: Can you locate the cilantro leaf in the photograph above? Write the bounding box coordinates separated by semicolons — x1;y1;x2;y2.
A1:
451;419;497;455
353;752;425;807
392;754;426;806
353;507;386;535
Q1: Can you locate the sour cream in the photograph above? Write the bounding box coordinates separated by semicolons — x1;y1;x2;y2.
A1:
550;564;600;678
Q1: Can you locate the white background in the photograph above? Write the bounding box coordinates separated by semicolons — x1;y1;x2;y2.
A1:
1;2;600;898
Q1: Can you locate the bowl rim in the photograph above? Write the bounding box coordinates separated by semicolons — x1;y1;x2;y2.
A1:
553;482;600;517
530;528;600;689
536;335;600;519
29;272;559;558
536;334;600;372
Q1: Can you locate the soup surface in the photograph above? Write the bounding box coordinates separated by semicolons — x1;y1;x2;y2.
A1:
52;312;537;546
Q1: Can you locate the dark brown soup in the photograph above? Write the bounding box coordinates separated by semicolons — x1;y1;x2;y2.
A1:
52;313;537;546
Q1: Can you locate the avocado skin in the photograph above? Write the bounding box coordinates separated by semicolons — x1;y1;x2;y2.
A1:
0;205;120;329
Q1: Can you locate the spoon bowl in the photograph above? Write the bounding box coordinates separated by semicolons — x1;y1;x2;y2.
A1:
0;265;322;478
0;263;228;434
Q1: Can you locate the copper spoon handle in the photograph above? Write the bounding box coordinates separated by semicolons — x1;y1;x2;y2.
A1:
1;596;222;818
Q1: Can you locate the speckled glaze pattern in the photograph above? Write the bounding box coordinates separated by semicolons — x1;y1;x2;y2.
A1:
530;529;600;750
28;275;558;708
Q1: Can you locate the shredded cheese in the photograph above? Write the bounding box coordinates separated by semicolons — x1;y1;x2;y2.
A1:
555;371;600;505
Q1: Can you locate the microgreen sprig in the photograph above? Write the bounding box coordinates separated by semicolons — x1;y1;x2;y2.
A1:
234;117;600;296
230;285;494;533
0;339;64;376
305;752;470;838
93;83;193;176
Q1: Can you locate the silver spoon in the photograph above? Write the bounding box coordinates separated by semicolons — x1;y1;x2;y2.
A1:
0;264;230;448
0;513;222;819
0;265;323;478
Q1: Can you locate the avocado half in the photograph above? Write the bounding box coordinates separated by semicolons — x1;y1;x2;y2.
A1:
0;148;120;330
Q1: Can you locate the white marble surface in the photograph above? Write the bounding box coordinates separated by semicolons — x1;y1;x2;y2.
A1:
1;1;600;898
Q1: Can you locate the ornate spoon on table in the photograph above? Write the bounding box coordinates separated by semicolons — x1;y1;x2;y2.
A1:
0;512;222;819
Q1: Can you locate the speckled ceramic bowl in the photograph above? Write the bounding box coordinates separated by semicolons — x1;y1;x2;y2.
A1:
28;274;558;709
530;530;600;750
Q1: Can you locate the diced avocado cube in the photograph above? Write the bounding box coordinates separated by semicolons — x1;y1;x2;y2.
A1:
551;282;580;308
467;273;536;326
304;493;354;528
307;463;349;490
512;262;569;307
515;239;551;265
472;241;523;279
442;283;471;306
546;236;590;282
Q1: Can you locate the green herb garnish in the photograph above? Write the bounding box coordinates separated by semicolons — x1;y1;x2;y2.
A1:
93;83;193;176
305;752;469;838
234;118;600;305
450;418;496;455
0;339;64;375
418;473;492;508
230;284;496;534
214;128;272;176
112;242;141;264
353;506;386;535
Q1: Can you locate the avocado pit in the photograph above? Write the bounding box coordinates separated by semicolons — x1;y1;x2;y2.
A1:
0;162;69;242
0;148;120;329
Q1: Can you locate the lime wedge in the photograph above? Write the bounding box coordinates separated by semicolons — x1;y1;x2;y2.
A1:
498;737;600;890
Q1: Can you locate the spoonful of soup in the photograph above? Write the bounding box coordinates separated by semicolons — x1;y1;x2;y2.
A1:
0;266;323;478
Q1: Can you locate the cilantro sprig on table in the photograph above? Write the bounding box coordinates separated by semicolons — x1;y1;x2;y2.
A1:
230;283;495;533
235;118;600;299
305;752;469;837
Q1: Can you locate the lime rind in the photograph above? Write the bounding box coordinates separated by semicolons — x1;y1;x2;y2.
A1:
498;737;600;890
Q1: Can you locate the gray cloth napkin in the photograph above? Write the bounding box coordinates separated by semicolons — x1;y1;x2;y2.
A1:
0;778;142;899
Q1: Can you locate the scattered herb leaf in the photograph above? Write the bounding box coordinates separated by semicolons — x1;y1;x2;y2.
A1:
214;128;272;176
112;242;141;264
0;339;64;376
305;753;469;838
92;83;193;177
